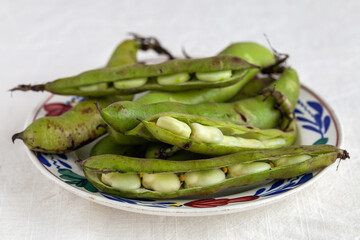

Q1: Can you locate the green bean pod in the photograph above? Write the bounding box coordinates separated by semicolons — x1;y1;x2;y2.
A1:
126;112;296;155
99;68;299;133
48;56;255;95
12;98;112;153
12;56;256;97
82;145;349;199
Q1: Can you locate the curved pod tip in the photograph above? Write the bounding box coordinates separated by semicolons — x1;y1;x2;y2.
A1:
12;131;24;143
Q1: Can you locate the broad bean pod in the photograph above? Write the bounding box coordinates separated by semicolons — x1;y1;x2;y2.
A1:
98;68;299;134
82;145;349;199
12;56;257;97
12;98;112;153
126;112;296;155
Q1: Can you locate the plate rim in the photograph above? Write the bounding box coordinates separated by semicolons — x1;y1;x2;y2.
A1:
23;84;343;216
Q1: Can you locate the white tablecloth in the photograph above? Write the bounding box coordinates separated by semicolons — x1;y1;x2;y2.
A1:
1;0;359;239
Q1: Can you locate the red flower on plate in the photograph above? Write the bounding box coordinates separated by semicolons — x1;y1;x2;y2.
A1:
43;103;72;116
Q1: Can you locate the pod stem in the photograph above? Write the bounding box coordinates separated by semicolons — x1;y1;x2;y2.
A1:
129;33;175;60
261;34;289;74
12;132;24;143
94;102;102;114
261;85;294;130
339;150;350;160
9;84;45;92
336;150;350;171
181;47;192;59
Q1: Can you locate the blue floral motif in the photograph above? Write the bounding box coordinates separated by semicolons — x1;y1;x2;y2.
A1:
36;152;71;169
296;100;331;145
36;152;51;167
37;152;72;170
254;173;313;197
100;193;183;208
66;96;86;106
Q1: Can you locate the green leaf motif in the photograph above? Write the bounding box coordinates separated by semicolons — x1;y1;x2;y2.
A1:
313;138;328;145
58;169;98;193
84;181;99;193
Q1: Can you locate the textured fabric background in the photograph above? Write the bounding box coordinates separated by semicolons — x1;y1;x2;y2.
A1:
1;0;359;239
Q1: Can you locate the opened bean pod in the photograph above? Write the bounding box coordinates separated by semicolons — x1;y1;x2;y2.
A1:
82;145;349;199
126;112;296;155
12;55;257;97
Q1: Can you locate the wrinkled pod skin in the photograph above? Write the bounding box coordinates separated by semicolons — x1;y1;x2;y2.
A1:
12;38;154;153
82;145;349;199
126;112;296;155
136;41;276;104
99;68;299;134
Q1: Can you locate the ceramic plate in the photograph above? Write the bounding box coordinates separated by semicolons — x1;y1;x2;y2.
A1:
24;85;342;216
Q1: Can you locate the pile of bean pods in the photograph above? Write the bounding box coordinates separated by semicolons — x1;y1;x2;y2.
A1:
12;34;349;199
